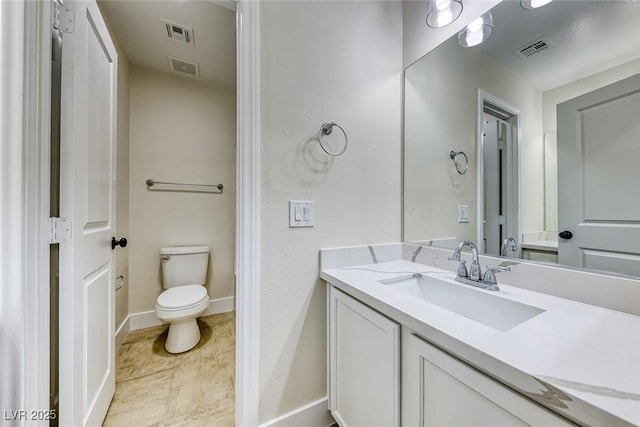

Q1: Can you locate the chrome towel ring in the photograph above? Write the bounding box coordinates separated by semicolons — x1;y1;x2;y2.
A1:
319;122;348;156
449;150;469;175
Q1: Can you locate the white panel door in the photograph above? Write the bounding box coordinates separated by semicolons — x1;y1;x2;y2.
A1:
557;73;640;276
59;1;118;426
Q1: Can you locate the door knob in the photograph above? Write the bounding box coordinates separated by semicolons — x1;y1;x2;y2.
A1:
558;230;573;240
111;237;128;250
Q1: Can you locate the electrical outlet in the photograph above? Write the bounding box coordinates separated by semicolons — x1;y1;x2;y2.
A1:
458;205;470;223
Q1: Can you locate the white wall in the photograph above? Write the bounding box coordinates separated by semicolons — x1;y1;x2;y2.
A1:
259;0;403;422
128;65;236;314
404;37;544;243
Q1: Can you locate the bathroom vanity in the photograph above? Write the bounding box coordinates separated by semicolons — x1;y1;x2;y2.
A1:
321;244;640;427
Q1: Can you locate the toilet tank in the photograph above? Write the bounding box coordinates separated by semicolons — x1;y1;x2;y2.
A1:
161;245;210;289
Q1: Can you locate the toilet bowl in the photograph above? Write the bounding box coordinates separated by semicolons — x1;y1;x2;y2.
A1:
155;245;210;353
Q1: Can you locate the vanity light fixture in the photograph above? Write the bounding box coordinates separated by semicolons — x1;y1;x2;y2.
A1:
521;0;553;9
426;0;464;28
458;12;494;47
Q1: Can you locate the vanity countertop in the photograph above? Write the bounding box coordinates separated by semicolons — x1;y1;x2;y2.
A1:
522;240;559;252
321;259;640;427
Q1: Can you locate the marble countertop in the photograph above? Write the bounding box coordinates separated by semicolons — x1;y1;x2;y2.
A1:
321;259;640;426
522;240;559;252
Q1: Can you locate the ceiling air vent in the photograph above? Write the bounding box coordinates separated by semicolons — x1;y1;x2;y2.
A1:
515;35;554;60
168;56;200;78
162;19;194;47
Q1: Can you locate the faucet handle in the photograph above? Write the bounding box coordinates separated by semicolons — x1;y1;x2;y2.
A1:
483;265;511;284
486;265;511;273
447;254;461;261
455;260;468;278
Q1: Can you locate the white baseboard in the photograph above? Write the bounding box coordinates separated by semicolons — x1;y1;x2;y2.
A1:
127;296;235;332
115;316;131;351
259;397;335;427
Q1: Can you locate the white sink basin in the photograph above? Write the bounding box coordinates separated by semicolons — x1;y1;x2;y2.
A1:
379;273;545;331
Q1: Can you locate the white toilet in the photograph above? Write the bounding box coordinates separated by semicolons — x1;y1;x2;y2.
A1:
156;245;210;353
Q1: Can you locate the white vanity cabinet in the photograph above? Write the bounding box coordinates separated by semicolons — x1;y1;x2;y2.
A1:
402;330;574;427
328;285;400;427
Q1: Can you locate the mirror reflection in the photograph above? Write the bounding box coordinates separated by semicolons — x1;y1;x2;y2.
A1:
403;0;640;277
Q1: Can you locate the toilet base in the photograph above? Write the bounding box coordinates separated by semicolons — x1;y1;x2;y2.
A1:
165;319;201;353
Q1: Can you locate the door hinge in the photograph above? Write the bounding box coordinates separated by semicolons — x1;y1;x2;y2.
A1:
53;2;74;33
48;217;71;244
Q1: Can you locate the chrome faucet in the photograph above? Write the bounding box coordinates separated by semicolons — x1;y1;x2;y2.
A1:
500;237;518;257
448;240;509;291
448;240;482;280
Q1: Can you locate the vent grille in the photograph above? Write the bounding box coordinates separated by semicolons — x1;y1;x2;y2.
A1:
162;19;194;47
168;56;200;78
515;36;554;59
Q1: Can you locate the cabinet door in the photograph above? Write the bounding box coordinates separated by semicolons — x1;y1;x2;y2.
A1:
329;286;400;427
402;330;574;427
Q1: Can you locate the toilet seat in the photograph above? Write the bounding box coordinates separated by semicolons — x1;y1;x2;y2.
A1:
157;285;208;311
155;285;210;325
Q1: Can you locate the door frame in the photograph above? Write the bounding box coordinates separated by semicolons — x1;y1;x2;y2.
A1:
476;90;521;254
235;1;261;426
17;0;261;426
19;0;54;420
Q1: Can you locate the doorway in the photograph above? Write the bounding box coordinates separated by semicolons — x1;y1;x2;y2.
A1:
100;0;237;424
14;0;259;425
52;0;239;424
477;91;520;257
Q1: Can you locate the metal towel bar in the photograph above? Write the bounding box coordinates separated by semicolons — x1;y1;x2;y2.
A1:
146;179;223;191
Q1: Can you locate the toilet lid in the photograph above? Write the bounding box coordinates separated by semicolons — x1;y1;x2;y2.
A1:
157;285;208;310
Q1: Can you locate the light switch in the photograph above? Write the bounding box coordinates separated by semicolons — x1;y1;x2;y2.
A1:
290;201;314;227
458;205;470;223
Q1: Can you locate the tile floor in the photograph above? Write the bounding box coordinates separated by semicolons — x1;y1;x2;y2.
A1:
102;312;235;427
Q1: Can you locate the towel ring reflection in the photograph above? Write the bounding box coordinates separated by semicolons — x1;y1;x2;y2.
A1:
318;122;348;156
449;150;468;175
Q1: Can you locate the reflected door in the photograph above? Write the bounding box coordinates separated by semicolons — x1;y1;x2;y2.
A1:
557;73;640;275
483;117;507;255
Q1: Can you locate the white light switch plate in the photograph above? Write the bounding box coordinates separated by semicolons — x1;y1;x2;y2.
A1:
458;205;470;223
290;201;314;227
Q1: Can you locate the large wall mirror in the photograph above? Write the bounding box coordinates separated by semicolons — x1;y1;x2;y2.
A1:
403;0;640;278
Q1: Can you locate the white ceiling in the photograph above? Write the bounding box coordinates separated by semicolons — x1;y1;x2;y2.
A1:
98;0;236;88
476;0;640;91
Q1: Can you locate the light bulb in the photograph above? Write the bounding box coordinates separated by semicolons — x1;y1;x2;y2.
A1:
521;0;553;9
457;12;494;47
426;0;463;28
437;9;454;27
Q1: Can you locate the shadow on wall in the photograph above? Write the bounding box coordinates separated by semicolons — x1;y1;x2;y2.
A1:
448;162;467;195
294;136;335;186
